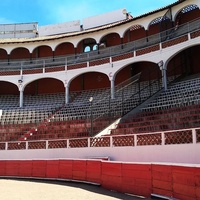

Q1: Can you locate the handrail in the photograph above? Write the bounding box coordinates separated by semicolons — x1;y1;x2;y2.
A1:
0;17;199;71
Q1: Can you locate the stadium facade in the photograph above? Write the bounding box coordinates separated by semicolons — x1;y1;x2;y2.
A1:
0;0;200;198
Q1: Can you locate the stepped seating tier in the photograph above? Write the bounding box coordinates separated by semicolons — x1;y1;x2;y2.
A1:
111;75;200;135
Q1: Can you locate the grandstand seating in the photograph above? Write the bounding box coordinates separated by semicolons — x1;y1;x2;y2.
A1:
0;75;162;141
111;75;200;135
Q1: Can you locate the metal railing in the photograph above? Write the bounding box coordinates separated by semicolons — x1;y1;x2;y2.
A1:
0;17;199;71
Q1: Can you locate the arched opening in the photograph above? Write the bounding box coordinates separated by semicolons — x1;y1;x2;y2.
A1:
0;81;18;95
175;4;200;25
167;45;200;79
123;25;146;43
24;78;64;95
100;33;121;48
148;15;173;43
115;61;161;89
70;72;109;92
10;47;30;60
148;16;172;36
32;45;53;59
0;48;8;60
76;38;97;54
54;42;75;56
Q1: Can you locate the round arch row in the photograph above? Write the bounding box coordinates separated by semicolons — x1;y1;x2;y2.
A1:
0;4;200;61
0;60;162;108
1;43;200;108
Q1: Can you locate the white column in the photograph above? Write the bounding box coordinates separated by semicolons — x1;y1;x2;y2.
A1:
110;79;115;99
158;60;167;91
19;89;24;108
163;65;167;91
65;85;70;104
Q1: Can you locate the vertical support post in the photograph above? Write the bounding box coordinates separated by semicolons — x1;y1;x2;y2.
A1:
65;84;70;104
158;60;167;91
43;60;45;73
161;132;165;145
110;136;113;147
110;79;115;100
5;142;8;150
192;129;197;144
19;89;24;108
89;97;93;136
121;89;124;116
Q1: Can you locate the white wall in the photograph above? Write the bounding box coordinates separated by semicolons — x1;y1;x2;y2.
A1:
1;143;200;164
83;9;127;30
39;21;80;36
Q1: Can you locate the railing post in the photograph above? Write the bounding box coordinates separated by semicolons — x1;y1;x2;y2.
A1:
188;32;191;40
26;141;28;150
43;60;45;73
20;62;23;76
5;142;8;150
134;135;137;146
192;129;197;144
65;58;67;71
67;139;69;148
87;53;89;67
88;138;90;147
121;89;124;116
46;140;48;149
133;50;136;57
161;132;165;145
109;57;113;67
110;136;113;147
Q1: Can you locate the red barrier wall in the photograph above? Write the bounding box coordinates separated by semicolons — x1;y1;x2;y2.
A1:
101;162;122;192
86;160;101;184
152;164;173;197
0;159;199;199
58;160;73;179
122;163;152;197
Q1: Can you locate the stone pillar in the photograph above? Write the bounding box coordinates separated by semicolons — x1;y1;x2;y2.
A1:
110;79;115;99
158;60;167;91
19;88;24;108
64;81;70;104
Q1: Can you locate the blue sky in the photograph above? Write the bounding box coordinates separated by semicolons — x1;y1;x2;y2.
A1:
0;0;177;26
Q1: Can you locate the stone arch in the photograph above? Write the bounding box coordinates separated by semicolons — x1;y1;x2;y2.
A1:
99;32;121;48
54;42;75;56
10;47;30;60
166;44;200;78
175;4;200;25
148;15;172;35
115;61;160;84
69;71;110;92
123;24;146;43
0;81;19;95
32;45;53;59
0;48;8;60
76;38;97;54
24;77;65;95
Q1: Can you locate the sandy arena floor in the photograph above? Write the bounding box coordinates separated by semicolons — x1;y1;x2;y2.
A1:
0;178;151;200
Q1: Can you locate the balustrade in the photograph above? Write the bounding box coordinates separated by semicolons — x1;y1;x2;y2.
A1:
0;127;198;150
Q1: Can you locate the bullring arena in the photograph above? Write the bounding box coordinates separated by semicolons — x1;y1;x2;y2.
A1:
0;0;200;199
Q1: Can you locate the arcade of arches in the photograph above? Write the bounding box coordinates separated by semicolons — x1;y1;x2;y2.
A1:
0;44;200;97
0;4;199;61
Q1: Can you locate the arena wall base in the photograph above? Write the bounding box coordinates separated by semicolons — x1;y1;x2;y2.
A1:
0;159;199;199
